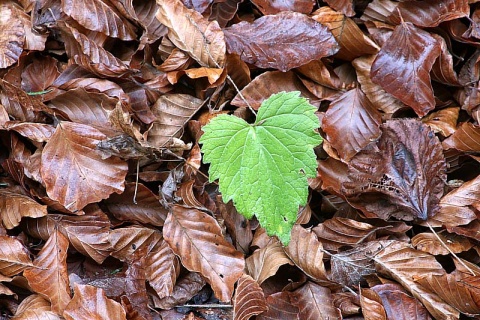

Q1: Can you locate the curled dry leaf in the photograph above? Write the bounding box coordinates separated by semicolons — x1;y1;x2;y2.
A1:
0;235;33;277
62;0;137;40
246;240;293;285
442;122;480;152
224;11;339;71
371;22;441;117
422;107;459;137
0;2;25;69
233;274;268;320
12;294;61;320
156;0;226;68
24;230;71;315
373;240;459;320
412;232;473;255
360;288;387;320
440;174;480;211
290;282;341;320
163;205;244;302
40;121;128;212
63;284;126;320
0;190;47;229
153;272;205;310
341;119;446;221
4;122;55;143
284;225;327;282
322;87;382;162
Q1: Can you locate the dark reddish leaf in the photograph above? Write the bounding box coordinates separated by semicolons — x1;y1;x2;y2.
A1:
153;272;206;310
371;22;441;117
109;226;162;261
224;11;339;71
209;0;243;28
21;56;60;93
257;292;299;320
341;120;446;221
322;88;382;162
388;0;469;28
324;0;355;17
290;282;342;320
233;274;268;320
251;0;315;15
163;205;245;302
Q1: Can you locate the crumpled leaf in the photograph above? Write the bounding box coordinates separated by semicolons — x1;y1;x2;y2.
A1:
153;272;206;310
200;92;322;244
163;205;244;302
156;0;226;68
233;274;268;320
40;121;128;212
322;87;382;162
246;240;293;285
371;22;441;117
341;119;446;221
224;11;339;71
63;284;126;320
12;294;61;320
24;230;71;315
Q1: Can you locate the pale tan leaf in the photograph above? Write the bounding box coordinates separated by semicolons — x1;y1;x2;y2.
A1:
24;230;71;315
146;240;181;299
233;274;268;320
40;121;128;212
12;294;61;320
412;232;473;255
63;284;126;320
163;205;245;302
0;235;33;277
0;2;25;68
284;225;327;282
373;240;460;320
246;240;293;285
0;190;47;229
149;93;203;147
290;282;342;320
156;0;226;68
62;0;137;40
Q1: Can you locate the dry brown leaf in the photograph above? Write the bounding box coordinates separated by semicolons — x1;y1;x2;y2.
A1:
290;281;342;320
63;284;127;320
0;2;25;69
257;292;299;320
0;235;33;277
146;240;181;299
12;294;60;320
156;0;226;68
21;56;60;93
153;272;206;310
163;205;245;302
412;232;473;255
284;225;327;282
24;230;71;315
443;122;480;152
40;121;128;212
0;190;47;229
360;288;387;320
4;122;55;143
422;107;460;138
233;274;268;320
109;226;162;261
209;0;243;28
246;240;293;285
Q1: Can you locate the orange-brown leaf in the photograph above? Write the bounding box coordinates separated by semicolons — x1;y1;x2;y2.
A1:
0;235;33;277
233;274;268;320
0;190;47;229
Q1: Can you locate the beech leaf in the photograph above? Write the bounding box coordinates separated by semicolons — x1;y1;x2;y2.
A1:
200;92;322;244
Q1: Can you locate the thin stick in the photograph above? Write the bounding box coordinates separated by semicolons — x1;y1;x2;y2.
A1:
176;304;233;308
426;222;475;276
133;159;139;204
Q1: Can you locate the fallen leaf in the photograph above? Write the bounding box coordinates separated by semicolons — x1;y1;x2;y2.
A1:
233;274;268;320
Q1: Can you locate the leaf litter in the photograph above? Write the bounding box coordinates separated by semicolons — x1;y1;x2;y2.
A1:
0;0;480;319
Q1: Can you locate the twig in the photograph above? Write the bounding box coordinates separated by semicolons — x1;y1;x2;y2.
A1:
176;304;233;308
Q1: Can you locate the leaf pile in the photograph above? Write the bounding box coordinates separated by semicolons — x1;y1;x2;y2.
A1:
0;0;480;319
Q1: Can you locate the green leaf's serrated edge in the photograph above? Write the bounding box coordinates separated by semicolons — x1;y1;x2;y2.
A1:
200;92;322;245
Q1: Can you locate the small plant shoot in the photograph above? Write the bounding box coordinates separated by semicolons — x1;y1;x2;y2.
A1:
200;92;322;245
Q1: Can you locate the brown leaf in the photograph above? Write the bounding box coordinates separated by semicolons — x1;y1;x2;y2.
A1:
104;182;167;226
284;225;327;282
62;0;137;40
109;226;162;261
24;230;71;315
412;231;473;256
233;274;268;320
21;56;60;93
443;122;480;152
324;0;355;16
251;0;315;15
422;107;459;138
371;22;441;117
224;11;338;72
352;55;407;114
156;0;226;68
40;121;128;212
290;282;342;320
153;272;206;310
371;283;433;320
341;119;446;221
149;93;203;147
388;0;469;28
246;240;293;285
257;292;299;320
0;190;47;229
0;235;33;277
231;71;318;109
312;7;379;61
163;206;244;302
440;174;480;211
13;294;61;320
373;240;460;320
0;2;25;69
216;197;253;254
425;204;477;228
360;288;387;320
4;122;55;143
146;240;181;299
63;284;127;320
322;87;382;162
430;33;461;86
123;0;166;43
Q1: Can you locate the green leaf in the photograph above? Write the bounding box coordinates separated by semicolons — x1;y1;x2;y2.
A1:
199;92;322;245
